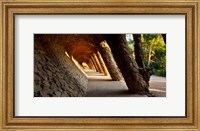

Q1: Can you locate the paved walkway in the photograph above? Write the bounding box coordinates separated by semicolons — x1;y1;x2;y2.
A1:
149;75;166;97
84;70;166;97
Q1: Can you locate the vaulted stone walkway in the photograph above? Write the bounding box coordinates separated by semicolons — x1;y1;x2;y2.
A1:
34;34;166;97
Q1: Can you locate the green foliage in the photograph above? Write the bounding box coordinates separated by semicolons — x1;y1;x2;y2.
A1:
126;34;166;77
142;34;166;77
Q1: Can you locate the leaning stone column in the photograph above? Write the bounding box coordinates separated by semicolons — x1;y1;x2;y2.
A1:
105;34;149;94
87;60;95;70
93;53;104;73
96;51;109;76
89;59;96;71
99;41;123;81
91;57;100;72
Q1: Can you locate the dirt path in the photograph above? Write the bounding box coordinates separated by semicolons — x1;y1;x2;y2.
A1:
85;70;166;97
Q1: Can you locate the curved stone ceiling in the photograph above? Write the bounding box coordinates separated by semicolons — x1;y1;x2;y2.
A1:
34;34;106;64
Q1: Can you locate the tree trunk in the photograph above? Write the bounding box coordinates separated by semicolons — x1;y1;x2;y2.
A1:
162;34;166;44
133;34;150;86
133;34;145;68
147;45;152;68
105;34;149;94
99;41;124;81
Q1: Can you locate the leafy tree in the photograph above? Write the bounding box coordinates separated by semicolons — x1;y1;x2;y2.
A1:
142;34;166;76
126;34;166;77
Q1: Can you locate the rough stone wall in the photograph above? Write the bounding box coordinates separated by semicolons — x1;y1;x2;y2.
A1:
34;40;88;97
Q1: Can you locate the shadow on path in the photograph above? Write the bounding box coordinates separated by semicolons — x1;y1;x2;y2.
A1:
84;69;166;97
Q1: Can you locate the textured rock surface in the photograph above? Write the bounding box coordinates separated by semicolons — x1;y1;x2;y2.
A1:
105;35;149;94
34;34;150;95
99;41;124;81
34;40;88;97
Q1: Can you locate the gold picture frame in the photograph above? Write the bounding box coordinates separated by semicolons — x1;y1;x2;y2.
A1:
0;0;200;130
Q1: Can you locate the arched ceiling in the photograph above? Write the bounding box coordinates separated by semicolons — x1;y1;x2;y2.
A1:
63;34;105;63
35;34;106;64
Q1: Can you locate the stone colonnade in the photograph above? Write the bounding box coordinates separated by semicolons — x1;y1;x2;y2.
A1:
34;34;151;96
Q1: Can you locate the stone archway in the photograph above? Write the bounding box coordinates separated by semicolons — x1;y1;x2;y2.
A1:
34;34;150;97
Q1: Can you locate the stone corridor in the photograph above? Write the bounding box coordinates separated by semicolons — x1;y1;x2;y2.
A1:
34;34;166;97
